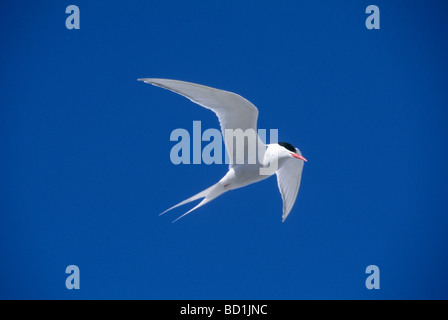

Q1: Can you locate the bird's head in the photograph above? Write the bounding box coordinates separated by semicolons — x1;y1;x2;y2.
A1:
278;142;307;162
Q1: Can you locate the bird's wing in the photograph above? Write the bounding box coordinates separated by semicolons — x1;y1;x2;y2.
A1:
139;78;265;167
276;148;304;222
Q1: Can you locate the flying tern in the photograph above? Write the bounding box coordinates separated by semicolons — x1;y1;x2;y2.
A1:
138;78;307;222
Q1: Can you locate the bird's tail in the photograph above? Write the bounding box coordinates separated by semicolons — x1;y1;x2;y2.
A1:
160;182;226;222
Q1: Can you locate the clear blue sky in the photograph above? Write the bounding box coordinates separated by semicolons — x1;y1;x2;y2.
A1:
1;1;448;299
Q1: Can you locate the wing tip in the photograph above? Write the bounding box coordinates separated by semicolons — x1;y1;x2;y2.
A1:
138;78;154;83
138;78;167;84
282;209;291;223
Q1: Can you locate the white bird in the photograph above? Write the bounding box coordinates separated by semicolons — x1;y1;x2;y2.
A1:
138;78;307;222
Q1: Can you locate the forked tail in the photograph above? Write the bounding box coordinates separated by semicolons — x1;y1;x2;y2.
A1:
160;182;226;222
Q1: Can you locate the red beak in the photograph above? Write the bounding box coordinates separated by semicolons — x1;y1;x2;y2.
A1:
291;153;307;162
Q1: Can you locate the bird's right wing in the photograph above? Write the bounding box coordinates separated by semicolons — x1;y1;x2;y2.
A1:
276;148;304;222
138;78;265;166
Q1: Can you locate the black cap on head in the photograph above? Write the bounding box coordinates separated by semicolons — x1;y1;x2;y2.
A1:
278;142;296;153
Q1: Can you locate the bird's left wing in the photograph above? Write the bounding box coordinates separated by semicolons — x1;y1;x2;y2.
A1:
138;78;265;166
276;148;304;222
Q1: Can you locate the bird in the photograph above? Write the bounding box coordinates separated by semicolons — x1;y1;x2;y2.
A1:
138;78;307;222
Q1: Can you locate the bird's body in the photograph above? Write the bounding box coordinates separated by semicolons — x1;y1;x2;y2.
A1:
211;155;268;195
139;78;307;222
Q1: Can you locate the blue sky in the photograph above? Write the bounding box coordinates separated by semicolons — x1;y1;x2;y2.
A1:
1;1;448;299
